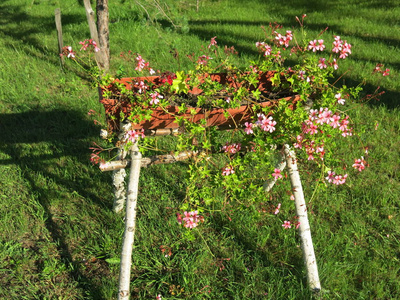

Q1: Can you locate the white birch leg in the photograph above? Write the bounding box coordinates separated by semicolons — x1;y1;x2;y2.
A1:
283;144;321;292
113;122;131;213
113;150;127;213
118;143;142;300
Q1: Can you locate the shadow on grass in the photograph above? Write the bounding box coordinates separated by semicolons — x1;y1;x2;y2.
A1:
0;108;111;299
0;2;87;65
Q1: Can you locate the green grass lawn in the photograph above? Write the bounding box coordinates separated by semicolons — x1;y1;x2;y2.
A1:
0;0;399;299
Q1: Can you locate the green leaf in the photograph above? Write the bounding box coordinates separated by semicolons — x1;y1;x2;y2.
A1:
271;72;281;87
105;257;120;264
171;71;189;94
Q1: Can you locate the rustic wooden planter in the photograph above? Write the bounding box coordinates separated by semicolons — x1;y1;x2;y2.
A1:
100;72;299;133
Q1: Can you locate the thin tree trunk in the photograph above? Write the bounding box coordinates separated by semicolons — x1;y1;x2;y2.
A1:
118;143;142;300
283;144;321;292
96;0;110;72
54;8;64;68
82;0;107;72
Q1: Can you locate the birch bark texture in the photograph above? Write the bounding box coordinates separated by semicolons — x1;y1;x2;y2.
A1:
82;0;109;73
118;143;142;300
283;144;321;292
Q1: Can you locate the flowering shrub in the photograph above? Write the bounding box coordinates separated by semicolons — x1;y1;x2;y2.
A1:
64;16;389;228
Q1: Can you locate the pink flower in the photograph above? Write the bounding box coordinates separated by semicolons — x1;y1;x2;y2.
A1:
316;107;333;125
272;168;283;180
244;122;254;134
274;203;281;215
79;39;100;52
222;166;235;176
318;57;327;69
156;294;162;300
308;39;325;52
197;55;212;65
293;135;303;149
325;170;336;183
149;92;163;105
90;153;101;165
302;119;318;135
339;116;352;136
333;174;347;185
352;157;367;172
326;171;347;185
339;41;352;59
256;114;277;133
331;58;339;70
335;93;345;105
256;42;272;56
295;221;300;229
308;109;318;121
208;36;217;48
176;213;182;225
282;221;291;229
178;211;204;229
135;80;147;93
66;46;76;58
135;54;150;71
330;114;341;128
373;64;382;73
290;194;295;201
332;36;342;53
274;30;293;47
125;129;145;143
383;68;390;76
222;142;241;154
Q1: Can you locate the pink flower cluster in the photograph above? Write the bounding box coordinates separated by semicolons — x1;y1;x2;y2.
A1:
125;129;145;143
294;137;325;161
197;55;213;65
135;54;155;74
243;114;277;135
325;170;348;185
135;80;148;94
208;36;217;48
282;220;300;229
255;41;272;56
222;165;235;176
332;36;352;59
274;30;293;48
60;46;76;58
177;211;204;229
149;91;163;105
308;39;325;52
303;107;352;137
373;63;390;76
256;113;277;133
221;142;241;154
352;157;367;172
79;39;100;52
